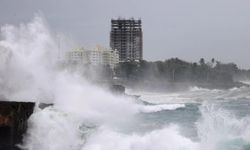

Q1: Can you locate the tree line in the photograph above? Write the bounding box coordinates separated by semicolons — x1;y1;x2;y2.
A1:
114;58;250;88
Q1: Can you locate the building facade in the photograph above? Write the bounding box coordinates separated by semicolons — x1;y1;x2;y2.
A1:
66;46;119;69
110;18;143;62
66;48;88;64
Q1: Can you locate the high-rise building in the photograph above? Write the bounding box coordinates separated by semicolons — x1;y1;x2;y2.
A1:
110;18;143;62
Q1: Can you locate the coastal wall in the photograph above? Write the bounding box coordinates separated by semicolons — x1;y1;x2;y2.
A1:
0;101;35;150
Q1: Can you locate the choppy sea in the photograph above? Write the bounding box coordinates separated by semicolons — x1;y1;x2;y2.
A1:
21;86;250;150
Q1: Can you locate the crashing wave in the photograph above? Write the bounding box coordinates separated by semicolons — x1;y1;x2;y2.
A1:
139;104;186;113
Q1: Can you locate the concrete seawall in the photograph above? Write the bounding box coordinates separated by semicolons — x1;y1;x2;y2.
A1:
0;101;35;150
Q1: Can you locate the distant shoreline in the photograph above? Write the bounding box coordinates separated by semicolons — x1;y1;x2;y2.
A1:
119;80;250;92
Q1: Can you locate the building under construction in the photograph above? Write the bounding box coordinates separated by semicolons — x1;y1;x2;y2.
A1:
110;18;143;62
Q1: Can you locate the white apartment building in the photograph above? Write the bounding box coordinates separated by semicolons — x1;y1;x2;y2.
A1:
66;48;88;64
66;46;119;69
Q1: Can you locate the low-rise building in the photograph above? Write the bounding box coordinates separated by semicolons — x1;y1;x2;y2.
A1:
66;48;88;64
66;46;119;69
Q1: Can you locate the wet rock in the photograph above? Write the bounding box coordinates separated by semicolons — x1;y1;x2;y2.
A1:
0;101;35;150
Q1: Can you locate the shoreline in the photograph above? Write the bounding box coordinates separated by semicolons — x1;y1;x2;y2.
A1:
118;80;250;93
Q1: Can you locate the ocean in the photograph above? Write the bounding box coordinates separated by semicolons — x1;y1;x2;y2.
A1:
20;86;250;150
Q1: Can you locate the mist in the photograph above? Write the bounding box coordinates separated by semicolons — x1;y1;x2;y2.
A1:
0;15;200;150
1;11;250;150
0;15;144;149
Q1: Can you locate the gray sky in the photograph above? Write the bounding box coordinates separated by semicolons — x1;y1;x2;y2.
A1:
1;0;250;68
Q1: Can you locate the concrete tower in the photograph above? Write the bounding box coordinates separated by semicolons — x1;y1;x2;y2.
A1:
110;18;143;62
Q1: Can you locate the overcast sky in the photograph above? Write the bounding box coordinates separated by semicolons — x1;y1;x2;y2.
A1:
0;0;250;68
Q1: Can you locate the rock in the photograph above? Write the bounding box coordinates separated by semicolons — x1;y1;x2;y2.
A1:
110;84;125;94
0;101;35;150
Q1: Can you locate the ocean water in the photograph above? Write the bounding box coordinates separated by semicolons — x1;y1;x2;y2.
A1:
20;86;250;150
1;15;250;150
128;86;250;150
